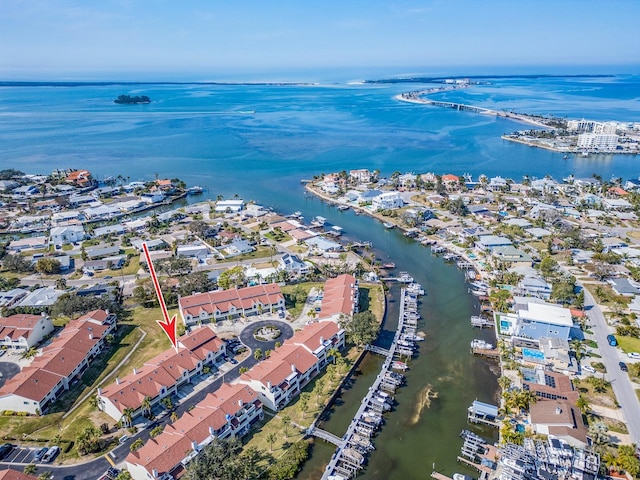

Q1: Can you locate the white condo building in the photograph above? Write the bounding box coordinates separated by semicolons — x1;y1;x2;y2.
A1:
577;133;618;151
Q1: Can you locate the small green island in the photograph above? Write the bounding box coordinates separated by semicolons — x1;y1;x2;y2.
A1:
114;94;151;104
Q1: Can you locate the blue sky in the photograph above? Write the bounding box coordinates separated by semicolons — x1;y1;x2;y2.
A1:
2;0;639;79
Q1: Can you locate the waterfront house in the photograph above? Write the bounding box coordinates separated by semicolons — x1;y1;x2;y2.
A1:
0;313;54;350
97;327;225;422
125;383;262;480
51;210;83;225
372;191;404;211
0;310;115;414
140;190;165;204
65;169;92;186
529;400;588;448
239;343;320;411
522;369;579;404
93;224;126;237
496;300;575;347
475;235;512;252
215;199;244;213
178;284;285;326
319;274;359;321
305;236;342;253
83;204;121;221
349;169;373;184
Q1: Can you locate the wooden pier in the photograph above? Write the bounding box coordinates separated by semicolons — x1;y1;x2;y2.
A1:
471;347;500;358
320;288;420;479
431;472;454;480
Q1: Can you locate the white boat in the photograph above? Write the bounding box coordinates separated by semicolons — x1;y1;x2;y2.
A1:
383;222;395;229
187;186;203;194
392;361;408;371
470;339;494;350
453;474;474;480
311;216;326;227
337;204;350;211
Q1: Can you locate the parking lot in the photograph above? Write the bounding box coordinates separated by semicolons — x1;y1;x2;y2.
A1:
2;445;45;464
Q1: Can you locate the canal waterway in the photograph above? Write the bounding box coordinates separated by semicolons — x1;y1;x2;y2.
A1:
294;196;500;479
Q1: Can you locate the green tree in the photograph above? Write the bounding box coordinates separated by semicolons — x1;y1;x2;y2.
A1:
575;395;591;415
150;425;164;438
339;311;380;347
35;257;62;275
130;438;144;452
253;348;263;360
24;464;37;475
538;255;558;279
217;266;246;290
2;254;33;273
76;424;102;455
298;392;311;420
121;408;135;428
141;396;152;417
281;414;291;439
38;473;53;480
115;472;133;480
266;432;277;452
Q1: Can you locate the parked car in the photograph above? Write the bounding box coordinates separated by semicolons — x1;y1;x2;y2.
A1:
42;446;60;463
628;352;640;360
0;350;5;357
619;362;629;372
0;444;14;460
106;467;120;479
607;334;618;346
582;364;596;374
34;447;48;462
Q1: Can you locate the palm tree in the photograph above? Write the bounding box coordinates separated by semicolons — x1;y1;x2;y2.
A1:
498;376;512;392
24;464;37;475
122;408;134;428
299;392;311;420
253;348;263;361
141;396;152;418
281;414;291;439
326;347;340;364
570;339;587;368
170;411;179;423
55;277;67;290
266;432;276;452
576;395;591;415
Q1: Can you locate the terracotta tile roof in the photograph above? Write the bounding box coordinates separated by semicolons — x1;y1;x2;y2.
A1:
0;312;112;403
101;327;223;413
0;367;64;402
319;274;357;319
0;314;45;340
0;469;38;480
126;383;259;477
288;321;341;352
242;344;318;387
179;284;283;318
523;371;578;404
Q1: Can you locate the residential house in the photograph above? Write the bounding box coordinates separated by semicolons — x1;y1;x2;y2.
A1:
8;236;48;253
176;244;209;260
529;400;588;448
49;225;86;246
491;246;533;268
475;235;512;252
66;169;92;186
522;369;579;404
0;310;115;414
97;327;225;422
488;176;508;191
83;205;121;221
13;287;64;311
0;313;54;350
279;253;310;276
498;301;575;347
86;245;121;260
93;224;126;237
51;210;83;225
372;191;404;211
215;199;244;213
83;255;126;272
0;289;29;308
221;239;254;258
125;383;262;480
318;274;359;321
349;169;372;184
179;284;285;326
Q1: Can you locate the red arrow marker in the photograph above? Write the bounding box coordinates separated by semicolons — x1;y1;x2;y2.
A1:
142;242;178;351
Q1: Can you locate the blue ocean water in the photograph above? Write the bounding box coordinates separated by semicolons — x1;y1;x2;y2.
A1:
0;74;639;212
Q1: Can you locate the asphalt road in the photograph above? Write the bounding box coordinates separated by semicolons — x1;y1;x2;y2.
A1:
0;320;294;479
0;362;20;389
582;286;640;443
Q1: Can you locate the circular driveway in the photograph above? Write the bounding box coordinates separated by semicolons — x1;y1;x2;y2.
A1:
0;362;21;389
239;320;294;353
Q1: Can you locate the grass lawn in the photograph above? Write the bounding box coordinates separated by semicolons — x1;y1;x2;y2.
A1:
358;283;385;323
615;335;640;354
0;305;175;461
288;245;307;254
242;348;357;471
280;282;323;319
264;231;292;243
216;246;275;263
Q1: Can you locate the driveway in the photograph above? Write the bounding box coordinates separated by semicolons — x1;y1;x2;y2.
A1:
239;319;294;354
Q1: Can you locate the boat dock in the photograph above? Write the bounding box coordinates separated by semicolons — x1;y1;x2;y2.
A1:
470;316;494;328
431;472;454;480
319;287;422;479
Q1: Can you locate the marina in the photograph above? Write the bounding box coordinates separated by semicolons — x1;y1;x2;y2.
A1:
316;287;424;479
